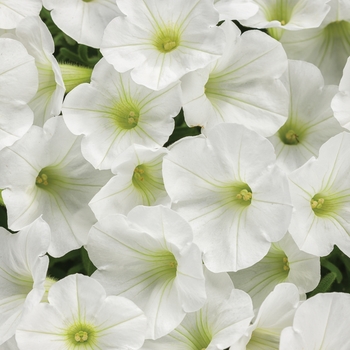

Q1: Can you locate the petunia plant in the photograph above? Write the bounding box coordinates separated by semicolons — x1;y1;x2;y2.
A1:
0;3;350;349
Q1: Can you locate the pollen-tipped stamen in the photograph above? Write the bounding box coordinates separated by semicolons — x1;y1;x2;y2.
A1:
66;322;96;347
236;189;252;201
153;25;180;53
108;100;140;130
163;40;177;51
75;331;88;343
283;256;290;271
285;130;299;144
311;198;324;209
36;173;49;186
133;166;145;182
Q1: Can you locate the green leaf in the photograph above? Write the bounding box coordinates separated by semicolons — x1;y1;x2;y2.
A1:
165;124;201;147
308;272;337;298
81;247;97;276
321;258;343;283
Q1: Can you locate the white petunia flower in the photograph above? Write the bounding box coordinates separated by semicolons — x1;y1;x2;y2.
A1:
288;131;350;257
279;0;350;84
280;292;350;349
63;58;181;169
0;218;50;345
331;57;350;130
240;0;330;39
0;116;111;257
86;205;206;339
142;270;254;350
16;274;147;350
268;60;344;173
101;0;225;90
90;144;170;219
163;123;293;272
43;0;122;48
181;20;288;137
0;0;42;29
231;283;301;349
229;232;320;309
13;16;65;126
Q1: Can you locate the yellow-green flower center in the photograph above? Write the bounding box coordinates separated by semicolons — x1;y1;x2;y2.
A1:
278;120;303;146
310;192;345;217
311;197;325;210
108;100;140;130
131;163;166;205
133;166;145;182
284;130;299;145
66;322;96;347
75;331;88;343
236;189;253;201
153;26;180;53
232;183;253;207
150;251;178;280
36;173;49;186
35;167;60;189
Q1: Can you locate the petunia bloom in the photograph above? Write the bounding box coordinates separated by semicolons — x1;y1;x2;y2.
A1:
181;20;288;136
86;205;206;339
288;131;350;257
63;58;181;170
90;144;170;218
229;232;320;309
268;59;344;173
13;16;65;126
101;0;225;90
142;270;254;350
16;274;147;350
0;117;111;257
163;123;293;272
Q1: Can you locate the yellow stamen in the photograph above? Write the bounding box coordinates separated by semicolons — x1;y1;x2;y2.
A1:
236;189;252;201
285;130;299;144
134;167;145;181
311;198;324;209
128;111;137;124
283;257;290;271
163;41;176;51
36;173;49;186
74;331;88;343
280;20;286;25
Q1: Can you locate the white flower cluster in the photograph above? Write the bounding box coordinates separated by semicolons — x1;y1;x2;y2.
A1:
1;0;350;349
